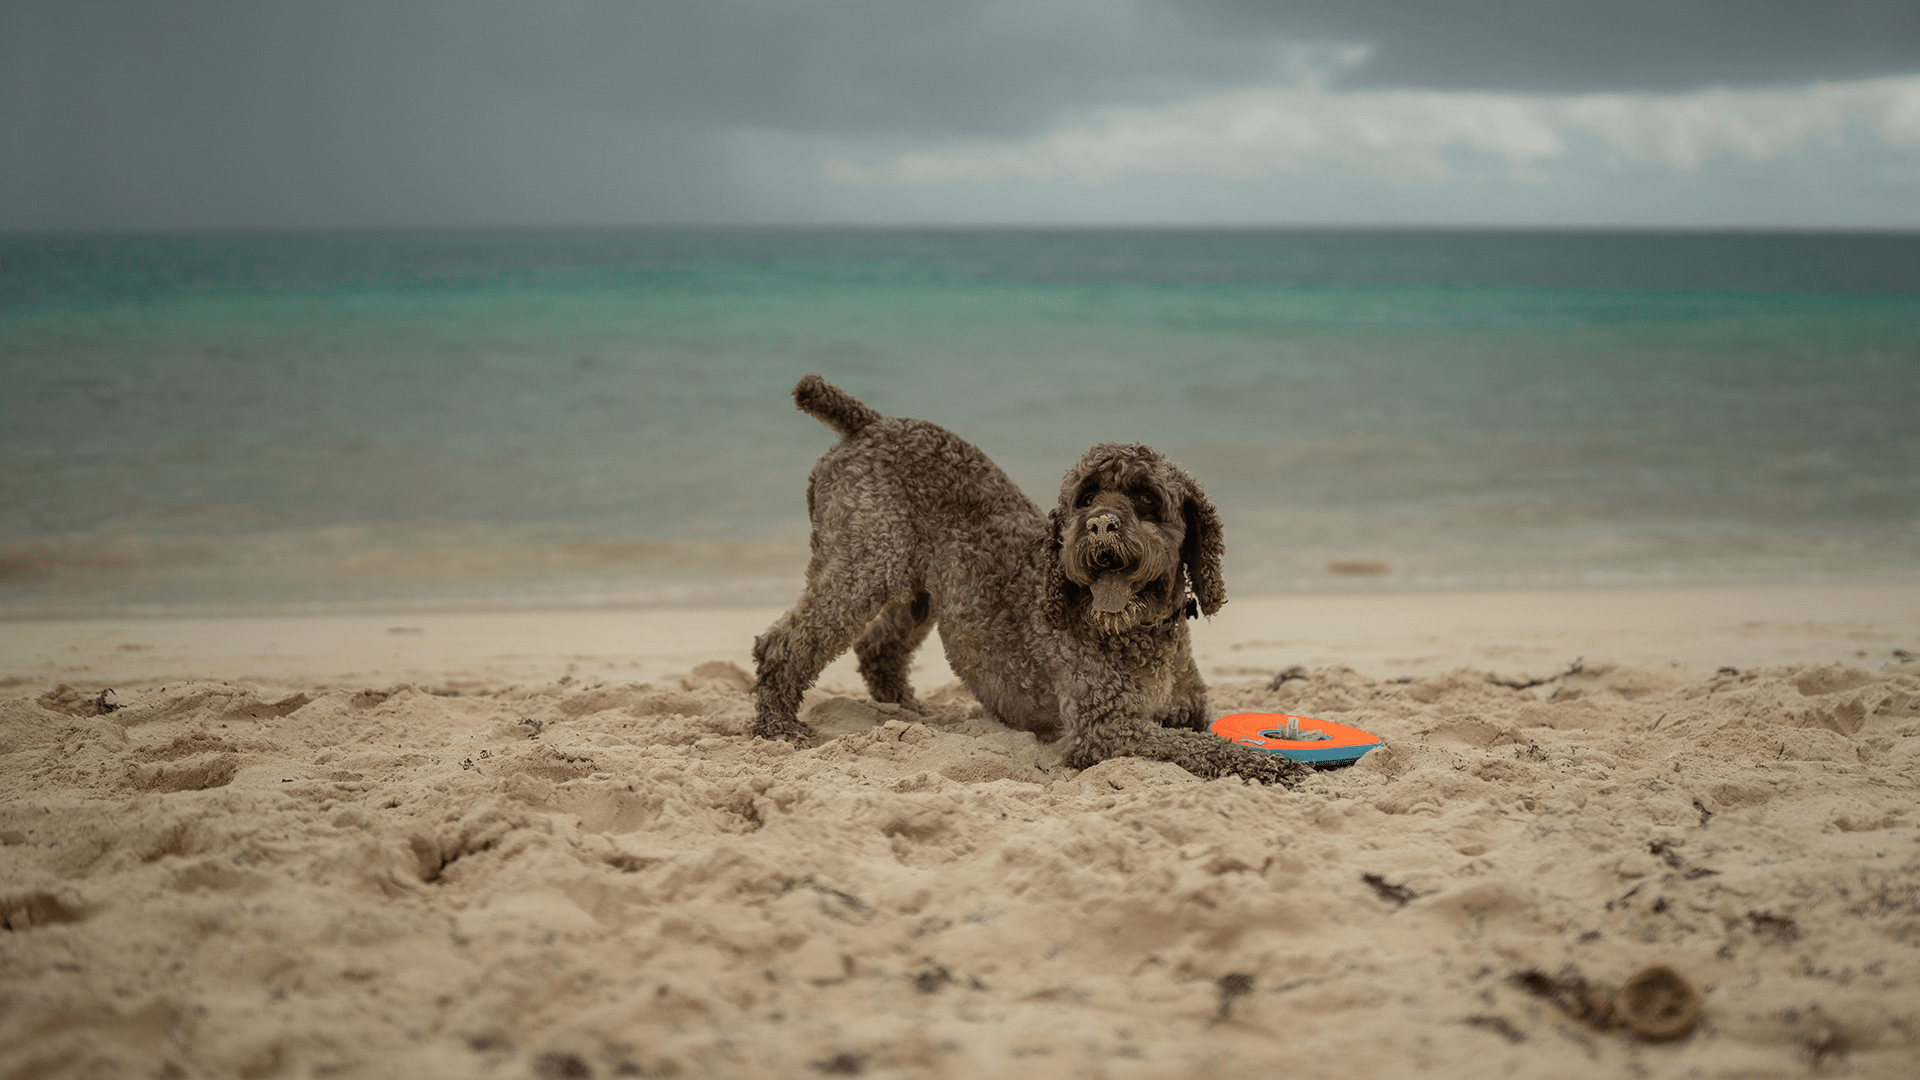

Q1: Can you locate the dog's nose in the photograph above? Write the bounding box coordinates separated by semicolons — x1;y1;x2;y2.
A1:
1085;512;1120;539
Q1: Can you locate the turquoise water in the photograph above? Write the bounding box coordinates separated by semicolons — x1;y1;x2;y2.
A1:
3;228;1917;615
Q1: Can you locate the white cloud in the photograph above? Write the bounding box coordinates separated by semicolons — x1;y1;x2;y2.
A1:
824;75;1920;188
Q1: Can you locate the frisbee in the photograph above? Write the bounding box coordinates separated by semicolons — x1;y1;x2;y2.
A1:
1210;712;1384;765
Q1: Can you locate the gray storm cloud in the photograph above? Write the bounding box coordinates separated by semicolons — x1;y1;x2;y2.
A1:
1182;0;1920;94
2;0;1917;228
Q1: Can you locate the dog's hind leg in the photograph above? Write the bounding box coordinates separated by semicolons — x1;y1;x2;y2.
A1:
754;444;924;742
855;590;935;713
751;584;896;742
752;488;918;743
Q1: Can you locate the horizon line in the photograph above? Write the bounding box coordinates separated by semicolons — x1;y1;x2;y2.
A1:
8;221;1920;238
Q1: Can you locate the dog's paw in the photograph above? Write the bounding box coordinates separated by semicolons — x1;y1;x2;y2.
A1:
1183;740;1312;787
750;716;820;745
1237;754;1312;787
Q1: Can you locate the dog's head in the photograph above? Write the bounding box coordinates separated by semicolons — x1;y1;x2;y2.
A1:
1043;443;1225;633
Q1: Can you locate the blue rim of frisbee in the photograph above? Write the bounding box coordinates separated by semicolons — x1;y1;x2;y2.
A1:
1210;712;1385;764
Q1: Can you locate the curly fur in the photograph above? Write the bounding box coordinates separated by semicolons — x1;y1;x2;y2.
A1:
751;374;1309;786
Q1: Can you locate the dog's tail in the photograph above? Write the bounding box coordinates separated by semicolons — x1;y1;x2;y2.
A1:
793;374;882;440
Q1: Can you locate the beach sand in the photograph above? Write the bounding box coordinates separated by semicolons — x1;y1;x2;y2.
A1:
3;583;1918;1078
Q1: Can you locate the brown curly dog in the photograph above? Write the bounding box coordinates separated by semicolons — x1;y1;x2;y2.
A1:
751;374;1308;786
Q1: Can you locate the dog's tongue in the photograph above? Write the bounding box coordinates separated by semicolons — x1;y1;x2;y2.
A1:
1090;573;1134;613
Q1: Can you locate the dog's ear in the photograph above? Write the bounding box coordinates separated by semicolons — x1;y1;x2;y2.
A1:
1042;507;1074;629
1181;480;1226;617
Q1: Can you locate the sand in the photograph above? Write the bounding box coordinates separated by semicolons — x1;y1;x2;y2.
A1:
3;583;1918;1078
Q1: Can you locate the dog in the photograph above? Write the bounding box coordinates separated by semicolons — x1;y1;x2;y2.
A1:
750;375;1307;786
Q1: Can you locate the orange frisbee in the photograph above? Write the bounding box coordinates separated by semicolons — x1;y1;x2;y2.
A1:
1210;712;1384;765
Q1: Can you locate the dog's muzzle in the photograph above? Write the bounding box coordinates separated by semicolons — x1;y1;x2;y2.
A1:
1078;511;1140;613
1084;512;1126;568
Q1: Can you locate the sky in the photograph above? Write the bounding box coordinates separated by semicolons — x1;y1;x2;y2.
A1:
3;0;1918;230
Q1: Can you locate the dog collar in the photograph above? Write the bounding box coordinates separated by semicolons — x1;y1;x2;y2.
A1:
1144;596;1197;630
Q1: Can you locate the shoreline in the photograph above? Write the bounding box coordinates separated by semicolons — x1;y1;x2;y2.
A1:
6;568;1916;625
5;581;1914;694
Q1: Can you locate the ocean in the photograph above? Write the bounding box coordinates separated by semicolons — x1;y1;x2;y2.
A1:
3;228;1917;617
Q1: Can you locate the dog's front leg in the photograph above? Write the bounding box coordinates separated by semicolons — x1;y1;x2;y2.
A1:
1056;656;1307;787
1151;648;1211;732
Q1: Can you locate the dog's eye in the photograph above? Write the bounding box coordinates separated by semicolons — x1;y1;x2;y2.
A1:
1133;493;1159;519
1076;489;1096;508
